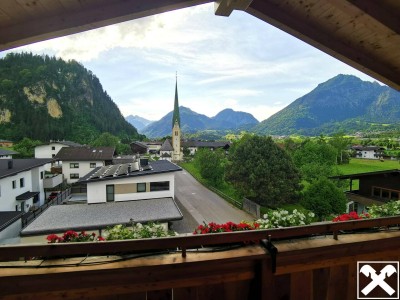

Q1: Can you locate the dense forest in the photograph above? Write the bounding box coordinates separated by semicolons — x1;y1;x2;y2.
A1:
0;53;143;144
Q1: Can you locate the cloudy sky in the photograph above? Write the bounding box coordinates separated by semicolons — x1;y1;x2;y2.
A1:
1;3;378;122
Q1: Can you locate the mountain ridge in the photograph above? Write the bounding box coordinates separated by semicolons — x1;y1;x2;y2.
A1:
253;74;400;135
142;106;259;138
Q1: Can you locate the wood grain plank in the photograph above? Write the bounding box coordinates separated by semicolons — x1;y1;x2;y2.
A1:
290;270;313;300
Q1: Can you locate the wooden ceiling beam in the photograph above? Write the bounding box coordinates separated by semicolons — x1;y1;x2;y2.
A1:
0;0;212;51
347;0;400;34
214;0;253;17
246;0;400;91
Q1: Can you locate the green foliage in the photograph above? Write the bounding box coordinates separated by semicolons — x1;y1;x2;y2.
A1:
105;223;176;240
0;52;143;143
337;158;400;175
13;137;42;158
193;149;225;187
292;139;338;182
328;132;352;164
368;200;400;218
225;135;302;207
256;208;315;228
301;177;347;220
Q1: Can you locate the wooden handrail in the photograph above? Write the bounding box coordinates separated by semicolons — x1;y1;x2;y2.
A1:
1;215;399;261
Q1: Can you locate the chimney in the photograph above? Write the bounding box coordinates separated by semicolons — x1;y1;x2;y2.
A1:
140;158;148;167
128;164;132;174
8;160;13;169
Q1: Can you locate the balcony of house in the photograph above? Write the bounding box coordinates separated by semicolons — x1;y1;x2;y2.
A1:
43;173;64;189
1;216;400;299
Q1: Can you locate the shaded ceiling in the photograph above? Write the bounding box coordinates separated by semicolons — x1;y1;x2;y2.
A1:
0;0;399;90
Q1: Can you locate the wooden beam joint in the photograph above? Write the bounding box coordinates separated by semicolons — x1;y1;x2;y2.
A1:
214;0;253;16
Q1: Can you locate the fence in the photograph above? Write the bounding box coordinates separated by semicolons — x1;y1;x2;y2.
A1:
21;188;71;228
243;198;261;218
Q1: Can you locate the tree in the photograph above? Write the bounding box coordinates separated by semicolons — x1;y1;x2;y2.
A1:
90;132;130;155
13;137;42;158
194;149;225;187
329;132;352;164
301;177;347;220
225;135;302;207
292;139;338;182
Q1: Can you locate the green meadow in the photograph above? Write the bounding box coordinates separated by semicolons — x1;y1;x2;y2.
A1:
337;158;400;175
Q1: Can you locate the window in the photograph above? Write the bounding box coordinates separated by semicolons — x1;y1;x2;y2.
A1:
70;173;79;179
150;181;170;192
40;171;44;180
12;180;16;189
137;183;146;193
175;131;178;136
52;154;55;158
106;185;114;202
20;178;24;188
70;163;79;168
90;163;96;168
51;146;55;150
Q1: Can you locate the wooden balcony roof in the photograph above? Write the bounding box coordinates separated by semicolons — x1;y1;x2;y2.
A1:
0;0;399;91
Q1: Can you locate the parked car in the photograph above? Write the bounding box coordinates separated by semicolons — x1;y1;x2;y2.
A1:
47;192;59;201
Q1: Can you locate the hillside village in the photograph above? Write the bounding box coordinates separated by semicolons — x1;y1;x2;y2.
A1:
1;74;400;246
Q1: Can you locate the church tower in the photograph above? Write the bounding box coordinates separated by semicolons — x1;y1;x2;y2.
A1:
172;74;182;161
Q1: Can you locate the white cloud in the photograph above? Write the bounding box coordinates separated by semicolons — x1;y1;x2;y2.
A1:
2;2;382;124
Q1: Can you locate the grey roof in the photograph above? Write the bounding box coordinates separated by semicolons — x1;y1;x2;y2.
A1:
160;139;173;151
54;146;115;161
182;141;231;148
0;149;18;156
20;198;183;236
0;211;23;232
351;145;385;151
130;141;148;149
0;159;53;179
16;191;39;201
41;140;83;147
79;160;181;183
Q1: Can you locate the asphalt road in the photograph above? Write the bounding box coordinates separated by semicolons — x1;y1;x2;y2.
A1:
170;170;254;233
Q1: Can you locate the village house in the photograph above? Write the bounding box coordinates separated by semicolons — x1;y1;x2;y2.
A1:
19;159;183;242
34;140;83;159
182;140;231;155
130;141;148;155
331;169;400;214
53;146;115;184
0;149;18;160
351;145;385;160
0;158;52;242
159;139;173;161
0;139;13;148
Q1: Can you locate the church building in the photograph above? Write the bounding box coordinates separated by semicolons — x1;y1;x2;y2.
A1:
171;76;183;161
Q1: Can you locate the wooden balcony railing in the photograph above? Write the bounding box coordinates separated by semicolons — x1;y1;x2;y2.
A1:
0;216;400;299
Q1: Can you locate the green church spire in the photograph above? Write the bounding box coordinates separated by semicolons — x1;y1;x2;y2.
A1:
172;73;181;128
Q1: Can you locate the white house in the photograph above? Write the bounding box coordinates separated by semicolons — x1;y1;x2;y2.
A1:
20;160;183;242
351;145;385;160
0;159;52;242
54;147;115;184
80;159;181;204
34;140;83;159
0;149;18;160
159;140;173;162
